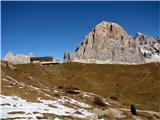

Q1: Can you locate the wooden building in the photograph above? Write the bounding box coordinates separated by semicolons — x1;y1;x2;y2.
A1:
30;56;59;65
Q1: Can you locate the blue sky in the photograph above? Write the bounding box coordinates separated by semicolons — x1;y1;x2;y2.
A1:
1;1;159;60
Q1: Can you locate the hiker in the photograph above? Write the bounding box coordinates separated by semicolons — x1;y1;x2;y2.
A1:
130;104;137;115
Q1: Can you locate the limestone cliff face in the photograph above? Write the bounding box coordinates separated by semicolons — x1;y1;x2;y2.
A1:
64;21;145;64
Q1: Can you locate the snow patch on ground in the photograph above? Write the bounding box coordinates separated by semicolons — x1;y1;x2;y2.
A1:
0;95;94;119
57;96;91;108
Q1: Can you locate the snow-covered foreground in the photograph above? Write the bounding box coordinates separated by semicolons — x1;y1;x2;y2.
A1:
0;95;94;119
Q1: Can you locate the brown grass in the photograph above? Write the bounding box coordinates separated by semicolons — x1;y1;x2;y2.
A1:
1;62;160;111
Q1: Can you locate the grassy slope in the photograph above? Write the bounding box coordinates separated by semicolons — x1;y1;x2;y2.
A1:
2;62;160;111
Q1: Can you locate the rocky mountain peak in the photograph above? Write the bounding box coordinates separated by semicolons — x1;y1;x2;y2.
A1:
3;52;34;64
64;21;145;64
136;32;144;36
134;33;160;62
4;51;14;60
92;21;131;42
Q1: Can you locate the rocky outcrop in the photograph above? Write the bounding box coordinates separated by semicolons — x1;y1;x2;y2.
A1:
3;52;60;64
64;52;77;62
134;32;160;63
0;60;16;70
64;21;150;64
3;52;34;64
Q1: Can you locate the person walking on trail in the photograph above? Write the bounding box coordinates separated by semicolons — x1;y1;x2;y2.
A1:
130;104;137;115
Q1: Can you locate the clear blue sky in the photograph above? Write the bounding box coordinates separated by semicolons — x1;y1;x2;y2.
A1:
1;1;159;60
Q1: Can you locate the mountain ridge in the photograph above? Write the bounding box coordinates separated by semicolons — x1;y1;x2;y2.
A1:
3;21;160;64
64;21;160;64
3;51;34;64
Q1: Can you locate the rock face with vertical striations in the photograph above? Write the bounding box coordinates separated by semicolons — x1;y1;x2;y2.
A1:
64;21;151;64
